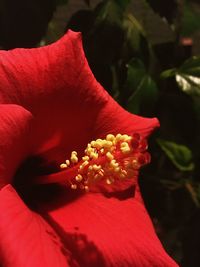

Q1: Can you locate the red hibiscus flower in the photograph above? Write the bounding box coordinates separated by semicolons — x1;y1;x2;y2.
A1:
0;30;178;267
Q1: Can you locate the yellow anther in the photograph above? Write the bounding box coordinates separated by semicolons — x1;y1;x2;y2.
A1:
103;141;113;148
120;141;129;148
91;139;107;150
91;141;96;147
82;156;89;161
100;148;105;154
106;134;115;141
121;148;131;154
92;164;102;171
75;174;83;182
122;134;132;141
90;152;98;159
84;144;91;153
60;163;67;169
120;145;131;154
98;169;105;176
88;165;93;171
71;154;78;164
59;132;149;192
110;160;119;168
122;170;128;175
96;139;103;143
86;147;95;155
97;140;104;146
79;160;89;170
116;134;123;141
106;151;114;160
71;184;77;190
65;160;70;166
106;178;114;185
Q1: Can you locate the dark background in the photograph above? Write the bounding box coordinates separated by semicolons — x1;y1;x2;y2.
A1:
1;1;200;266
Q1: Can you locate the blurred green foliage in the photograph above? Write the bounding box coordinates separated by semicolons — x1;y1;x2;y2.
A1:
181;1;200;37
157;139;194;172
1;0;200;266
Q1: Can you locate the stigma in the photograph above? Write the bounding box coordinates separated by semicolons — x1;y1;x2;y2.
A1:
59;133;151;192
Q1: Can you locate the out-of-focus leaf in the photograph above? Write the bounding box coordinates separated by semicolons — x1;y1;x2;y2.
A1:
146;0;178;24
181;2;200;37
161;57;200;96
178;56;200;75
126;59;146;89
160;68;176;79
176;75;200;96
95;0;123;24
86;0;125;65
129;0;175;45
157;139;195;172
115;0;131;10
125;13;146;36
123;13;147;55
125;58;158;114
175;56;200;96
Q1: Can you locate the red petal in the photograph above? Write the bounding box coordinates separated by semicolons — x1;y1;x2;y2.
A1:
0;104;32;187
0;30;159;166
94;99;159;140
0;185;75;267
42;190;178;267
0;30;107;161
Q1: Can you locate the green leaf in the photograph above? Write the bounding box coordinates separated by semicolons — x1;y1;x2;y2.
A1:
160;68;176;79
175;56;200;96
115;0;131;10
95;0;123;24
178;56;200;76
126;59;146;90
130;0;175;45
122;13;148;55
124;13;146;37
181;2;200;37
125;58;158;114
176;74;200;96
157;139;195;172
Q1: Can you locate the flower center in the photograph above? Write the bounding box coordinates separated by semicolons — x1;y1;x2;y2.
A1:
35;133;150;192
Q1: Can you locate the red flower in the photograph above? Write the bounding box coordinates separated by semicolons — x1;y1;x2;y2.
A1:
0;30;178;267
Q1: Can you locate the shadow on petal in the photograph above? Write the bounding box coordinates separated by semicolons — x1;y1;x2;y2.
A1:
43;213;107;267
